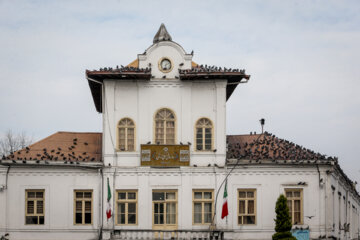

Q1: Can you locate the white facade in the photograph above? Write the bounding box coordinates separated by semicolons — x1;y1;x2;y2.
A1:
102;39;226;169
0;166;102;240
1;24;359;240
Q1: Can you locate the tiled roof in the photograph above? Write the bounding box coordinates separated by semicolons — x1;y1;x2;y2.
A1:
86;66;151;75
2;132;102;163
227;132;335;162
86;61;241;113
179;64;249;75
127;59;139;68
227;132;359;199
179;64;250;101
86;67;152;113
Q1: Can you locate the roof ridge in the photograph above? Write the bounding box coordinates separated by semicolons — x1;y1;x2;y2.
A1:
57;131;102;134
14;131;102;153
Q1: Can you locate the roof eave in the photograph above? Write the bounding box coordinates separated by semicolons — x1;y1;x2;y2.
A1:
179;73;250;101
86;71;152;113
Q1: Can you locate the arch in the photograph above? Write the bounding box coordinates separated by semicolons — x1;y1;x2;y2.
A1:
144;41;188;59
195;118;213;151
154;108;176;144
117;118;136;151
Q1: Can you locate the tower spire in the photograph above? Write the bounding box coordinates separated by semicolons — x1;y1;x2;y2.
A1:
153;23;172;43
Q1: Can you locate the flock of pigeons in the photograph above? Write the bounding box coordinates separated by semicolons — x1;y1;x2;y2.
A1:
1;138;98;164
88;64;246;75
227;131;337;163
226;132;359;194
179;65;246;74
92;66;151;73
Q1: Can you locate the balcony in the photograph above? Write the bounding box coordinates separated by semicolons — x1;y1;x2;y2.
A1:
113;229;224;240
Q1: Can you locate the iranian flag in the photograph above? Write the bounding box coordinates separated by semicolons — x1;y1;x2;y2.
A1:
106;178;112;220
221;180;229;219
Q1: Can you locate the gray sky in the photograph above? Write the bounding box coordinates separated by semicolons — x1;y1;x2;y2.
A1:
1;0;359;190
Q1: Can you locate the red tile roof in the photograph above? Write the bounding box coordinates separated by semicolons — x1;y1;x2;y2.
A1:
227;132;335;162
4;132;102;163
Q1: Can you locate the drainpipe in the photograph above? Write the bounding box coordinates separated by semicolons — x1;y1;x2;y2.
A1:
5;165;10;189
99;168;103;240
88;76;104;240
112;167;116;232
211;163;217;230
5;165;10;235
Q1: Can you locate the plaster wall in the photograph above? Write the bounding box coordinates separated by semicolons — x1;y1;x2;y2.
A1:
0;166;101;240
102;79;227;168
328;172;360;239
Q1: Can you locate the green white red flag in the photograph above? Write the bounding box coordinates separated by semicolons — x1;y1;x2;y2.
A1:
221;179;229;219
106;177;112;220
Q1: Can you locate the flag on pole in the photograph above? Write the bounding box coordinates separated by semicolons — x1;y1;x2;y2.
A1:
221;179;229;219
106;177;112;220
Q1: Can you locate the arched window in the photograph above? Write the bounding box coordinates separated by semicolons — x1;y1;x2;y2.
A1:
195;118;213;151
118;118;135;151
155;108;176;144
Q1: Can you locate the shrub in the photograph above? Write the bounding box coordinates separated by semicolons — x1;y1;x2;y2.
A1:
272;194;296;240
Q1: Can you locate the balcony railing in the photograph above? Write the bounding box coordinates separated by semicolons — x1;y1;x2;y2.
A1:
113;229;224;240
140;144;190;167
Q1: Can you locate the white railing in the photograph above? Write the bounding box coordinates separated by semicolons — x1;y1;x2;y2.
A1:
112;229;223;240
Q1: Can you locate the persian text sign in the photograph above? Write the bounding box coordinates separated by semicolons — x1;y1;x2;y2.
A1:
140;144;190;167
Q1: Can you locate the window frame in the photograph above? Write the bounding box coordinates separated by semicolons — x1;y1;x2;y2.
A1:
194;118;214;151
192;189;214;225
117;117;136;152
154;108;176;145
73;190;93;225
237;189;257;225
152;190;178;230
285;188;303;225
25;189;45;225
115;190;138;225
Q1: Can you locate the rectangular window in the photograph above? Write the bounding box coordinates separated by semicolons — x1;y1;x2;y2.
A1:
238;189;256;225
193;190;213;225
116;190;137;225
25;190;45;225
152;190;177;228
74;190;92;225
285;189;303;225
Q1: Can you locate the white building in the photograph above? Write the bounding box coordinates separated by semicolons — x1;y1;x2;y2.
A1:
0;24;359;240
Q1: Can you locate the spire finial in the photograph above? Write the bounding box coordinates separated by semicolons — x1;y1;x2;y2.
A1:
153;23;172;43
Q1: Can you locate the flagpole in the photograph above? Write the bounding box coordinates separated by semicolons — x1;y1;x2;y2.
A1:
211;133;265;230
211;158;241;230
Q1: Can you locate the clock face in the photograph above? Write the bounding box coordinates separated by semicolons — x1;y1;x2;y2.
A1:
159;58;172;72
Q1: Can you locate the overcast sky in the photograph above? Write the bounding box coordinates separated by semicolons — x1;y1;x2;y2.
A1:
0;0;359;189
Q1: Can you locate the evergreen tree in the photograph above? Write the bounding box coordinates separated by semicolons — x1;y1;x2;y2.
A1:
272;194;296;240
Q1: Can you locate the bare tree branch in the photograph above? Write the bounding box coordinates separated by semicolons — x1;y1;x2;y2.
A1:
0;130;33;157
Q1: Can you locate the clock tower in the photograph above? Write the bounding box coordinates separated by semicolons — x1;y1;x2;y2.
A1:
87;23;249;168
